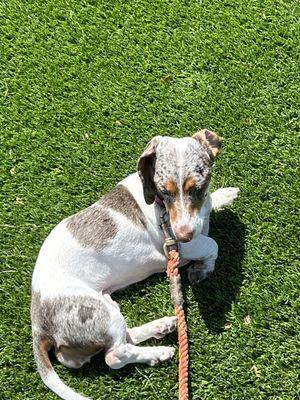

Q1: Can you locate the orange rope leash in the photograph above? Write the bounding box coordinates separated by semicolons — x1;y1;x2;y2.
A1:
166;249;189;400
160;207;189;399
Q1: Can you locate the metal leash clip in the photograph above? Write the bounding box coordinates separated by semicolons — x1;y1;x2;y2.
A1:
160;209;178;258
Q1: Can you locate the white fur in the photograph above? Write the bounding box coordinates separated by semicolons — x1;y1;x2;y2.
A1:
211;187;240;210
44;371;91;400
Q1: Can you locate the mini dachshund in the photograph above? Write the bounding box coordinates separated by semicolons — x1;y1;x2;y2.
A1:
31;129;239;400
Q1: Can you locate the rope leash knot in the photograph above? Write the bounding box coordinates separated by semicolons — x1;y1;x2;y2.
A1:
160;209;189;400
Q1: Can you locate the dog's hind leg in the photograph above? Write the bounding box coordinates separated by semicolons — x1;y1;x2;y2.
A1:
127;316;177;344
96;295;175;369
105;343;175;369
102;294;177;343
211;187;239;211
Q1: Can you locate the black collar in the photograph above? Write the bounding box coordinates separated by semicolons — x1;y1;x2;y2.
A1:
155;195;165;208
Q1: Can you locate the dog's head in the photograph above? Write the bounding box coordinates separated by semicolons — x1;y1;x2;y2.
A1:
137;130;222;242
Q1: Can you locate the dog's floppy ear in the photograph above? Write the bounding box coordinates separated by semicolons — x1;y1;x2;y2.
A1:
137;136;161;204
192;129;223;159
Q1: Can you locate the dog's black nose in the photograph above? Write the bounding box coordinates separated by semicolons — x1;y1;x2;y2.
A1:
175;226;194;243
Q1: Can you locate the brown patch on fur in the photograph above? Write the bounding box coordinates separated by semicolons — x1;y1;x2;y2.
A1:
67;204;117;251
31;291;111;362
38;338;52;370
67;185;146;250
167;203;178;224
31;292;53;339
183;177;196;193
31;293;54;376
57;343;103;359
31;291;41;325
77;303;96;324
164;179;178;195
192;129;223;158
99;185;147;229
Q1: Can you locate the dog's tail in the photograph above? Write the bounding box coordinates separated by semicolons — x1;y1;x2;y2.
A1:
33;335;91;400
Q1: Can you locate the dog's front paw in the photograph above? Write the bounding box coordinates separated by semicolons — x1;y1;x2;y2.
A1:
212;187;240;210
148;346;175;366
188;262;213;285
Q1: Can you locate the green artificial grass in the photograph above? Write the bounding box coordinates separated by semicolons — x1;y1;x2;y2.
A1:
0;0;299;399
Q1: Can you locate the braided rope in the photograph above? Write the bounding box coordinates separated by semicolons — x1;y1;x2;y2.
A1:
166;250;189;400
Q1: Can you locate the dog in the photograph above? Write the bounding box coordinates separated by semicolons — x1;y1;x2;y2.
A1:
31;129;239;400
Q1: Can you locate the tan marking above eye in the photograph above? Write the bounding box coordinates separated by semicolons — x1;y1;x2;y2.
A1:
164;179;178;194
183;177;196;193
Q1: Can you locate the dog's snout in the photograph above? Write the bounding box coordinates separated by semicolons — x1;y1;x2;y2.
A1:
175;225;194;243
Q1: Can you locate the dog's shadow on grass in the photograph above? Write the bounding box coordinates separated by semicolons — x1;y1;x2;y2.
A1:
188;209;246;333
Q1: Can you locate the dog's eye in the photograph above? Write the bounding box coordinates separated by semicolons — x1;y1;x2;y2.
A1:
161;189;172;198
189;187;203;199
